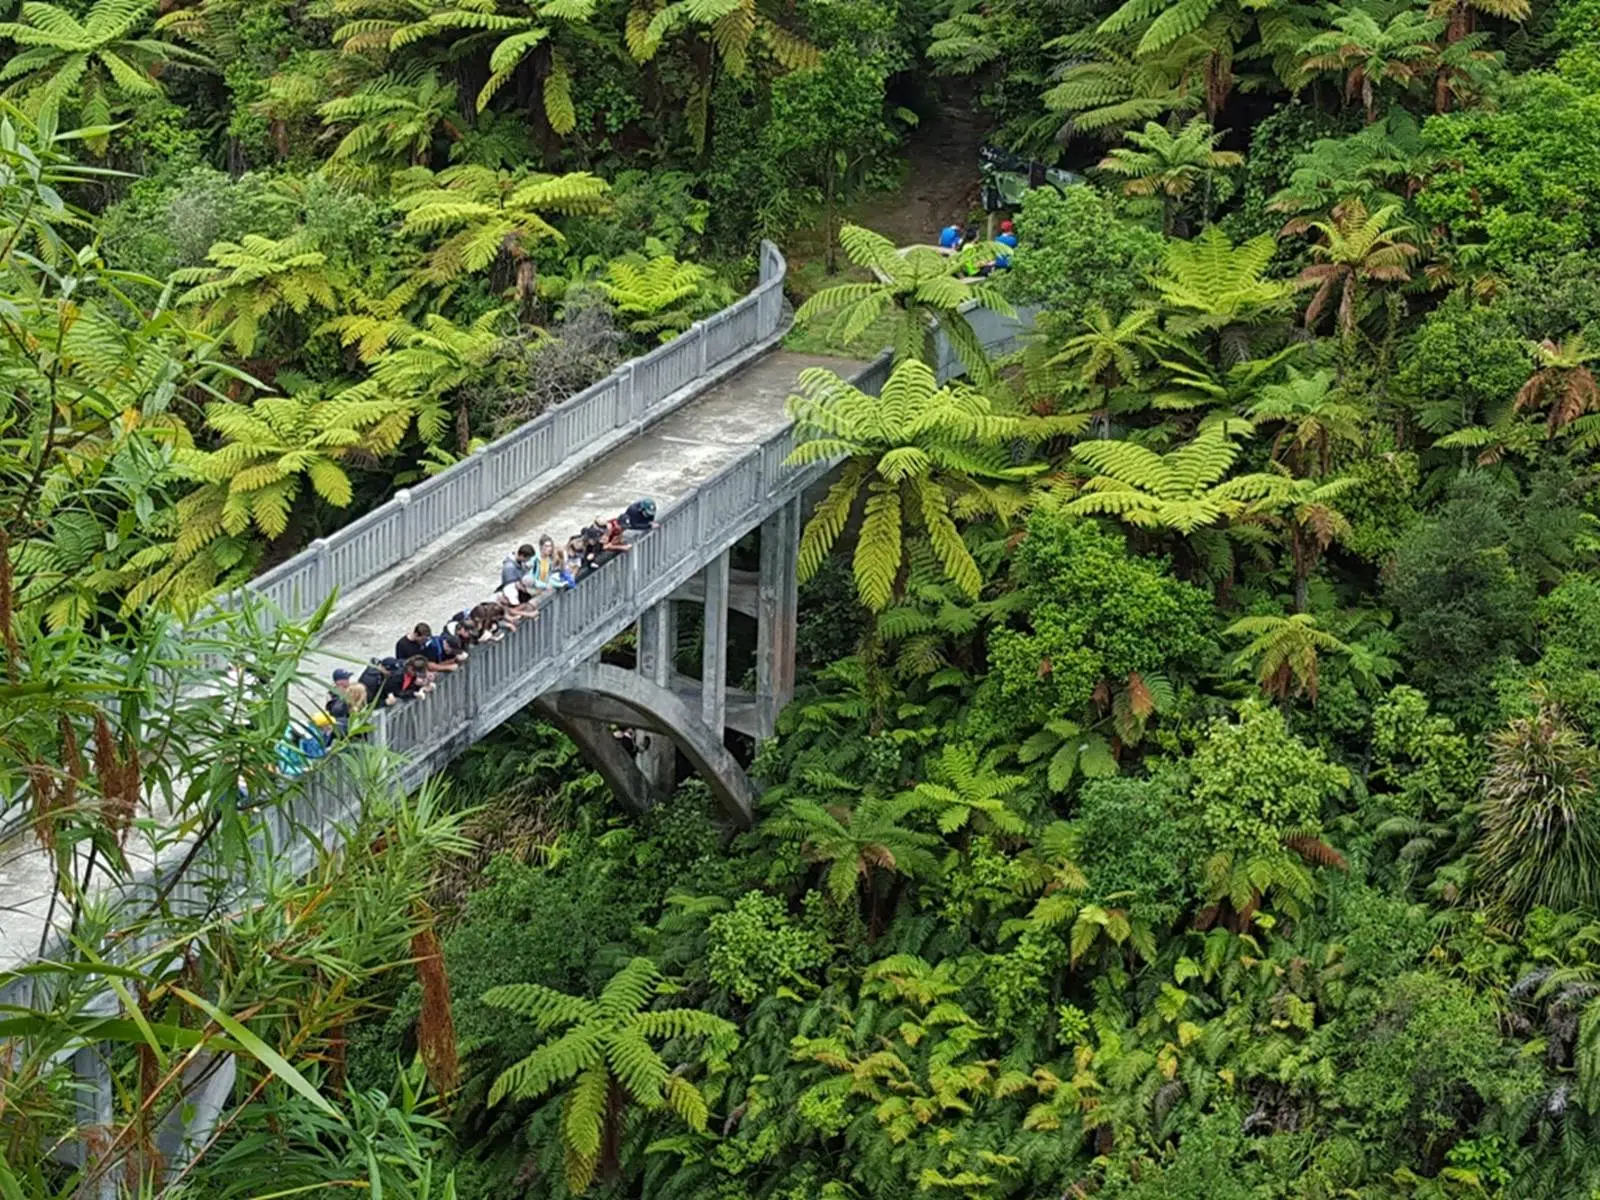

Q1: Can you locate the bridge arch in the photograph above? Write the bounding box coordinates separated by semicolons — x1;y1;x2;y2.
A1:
530;696;659;816
545;663;756;827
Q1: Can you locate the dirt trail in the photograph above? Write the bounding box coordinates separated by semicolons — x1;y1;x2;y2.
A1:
862;101;989;248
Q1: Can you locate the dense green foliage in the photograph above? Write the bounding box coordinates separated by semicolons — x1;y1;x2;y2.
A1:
10;0;1600;1192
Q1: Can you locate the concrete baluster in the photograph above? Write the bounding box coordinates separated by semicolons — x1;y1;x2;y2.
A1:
693;319;708;377
394;488;412;556
474;443;494;513
72;1045;117;1200
157;1053;236;1175
309;538;329;614
614;362;635;426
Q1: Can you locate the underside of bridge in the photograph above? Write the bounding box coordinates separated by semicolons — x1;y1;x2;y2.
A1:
535;497;800;826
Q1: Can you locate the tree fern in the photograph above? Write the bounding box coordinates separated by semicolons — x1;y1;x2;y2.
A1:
319;71;461;175
907;743;1028;834
796;222;1013;382
480;958;735;1194
785;359;1072;610
392;163;609;293
172;232;345;357
1150;225;1300;349
1064;424;1288;535
1042;28;1203;141
1097;117;1242;233
598;252;724;341
1224;612;1350;703
633;0;818;83
0;0;210;149
177;379;421;542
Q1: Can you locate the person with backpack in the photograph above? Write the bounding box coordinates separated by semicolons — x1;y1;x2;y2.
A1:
358;657;410;707
617;498;658;531
498;544;540;617
423;628;469;671
397;621;466;671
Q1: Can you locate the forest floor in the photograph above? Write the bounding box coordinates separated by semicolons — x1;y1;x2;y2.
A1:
859;101;988;248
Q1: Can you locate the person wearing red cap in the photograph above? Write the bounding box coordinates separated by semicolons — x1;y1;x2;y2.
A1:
995;218;1018;269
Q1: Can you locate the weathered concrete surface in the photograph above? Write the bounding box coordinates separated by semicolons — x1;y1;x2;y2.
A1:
0;350;860;973
558;663;756;825
297;351;859;695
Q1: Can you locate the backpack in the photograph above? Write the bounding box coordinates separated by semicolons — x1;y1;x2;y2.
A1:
361;656;403;702
423;633;453;662
357;664;386;699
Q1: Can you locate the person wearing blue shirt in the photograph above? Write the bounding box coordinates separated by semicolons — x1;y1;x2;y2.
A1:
995;219;1018;269
938;223;962;251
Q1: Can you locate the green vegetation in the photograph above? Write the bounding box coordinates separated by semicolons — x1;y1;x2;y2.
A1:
8;0;1600;1194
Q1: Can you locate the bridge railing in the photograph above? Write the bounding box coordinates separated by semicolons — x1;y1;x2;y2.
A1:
362;310;1023;786
249;241;790;627
1;265;1037;1016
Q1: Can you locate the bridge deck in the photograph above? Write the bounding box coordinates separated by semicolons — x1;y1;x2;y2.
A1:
0;349;860;972
302;349;858;688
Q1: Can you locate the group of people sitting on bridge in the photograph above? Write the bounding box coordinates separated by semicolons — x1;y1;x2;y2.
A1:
269;498;661;779
937;218;1017;277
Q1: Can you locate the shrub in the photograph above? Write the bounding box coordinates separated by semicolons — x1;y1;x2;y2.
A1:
1339;971;1532;1149
976;514;1214;739
707;892;829;1002
1002;184;1164;318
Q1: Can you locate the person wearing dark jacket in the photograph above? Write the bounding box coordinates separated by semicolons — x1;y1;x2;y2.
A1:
422;629;469;671
398;621;466;671
617;498;658;530
357;660;400;707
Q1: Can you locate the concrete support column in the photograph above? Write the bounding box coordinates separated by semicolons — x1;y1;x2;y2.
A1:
73;1045;117;1199
755;497;800;738
158;1053;236;1174
636;600;677;793
701;551;729;737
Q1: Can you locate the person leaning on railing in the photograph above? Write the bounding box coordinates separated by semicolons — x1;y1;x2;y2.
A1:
395;621;468;672
498;544;541;620
298;496;666;766
616;498;658;531
529;534;575;601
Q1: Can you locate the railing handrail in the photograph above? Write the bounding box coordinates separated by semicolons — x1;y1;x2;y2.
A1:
246;240;791;623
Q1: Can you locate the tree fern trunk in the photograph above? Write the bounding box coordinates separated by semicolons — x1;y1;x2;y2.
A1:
824;165;838;275
601;1075;626;1181
1292;528;1309;614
